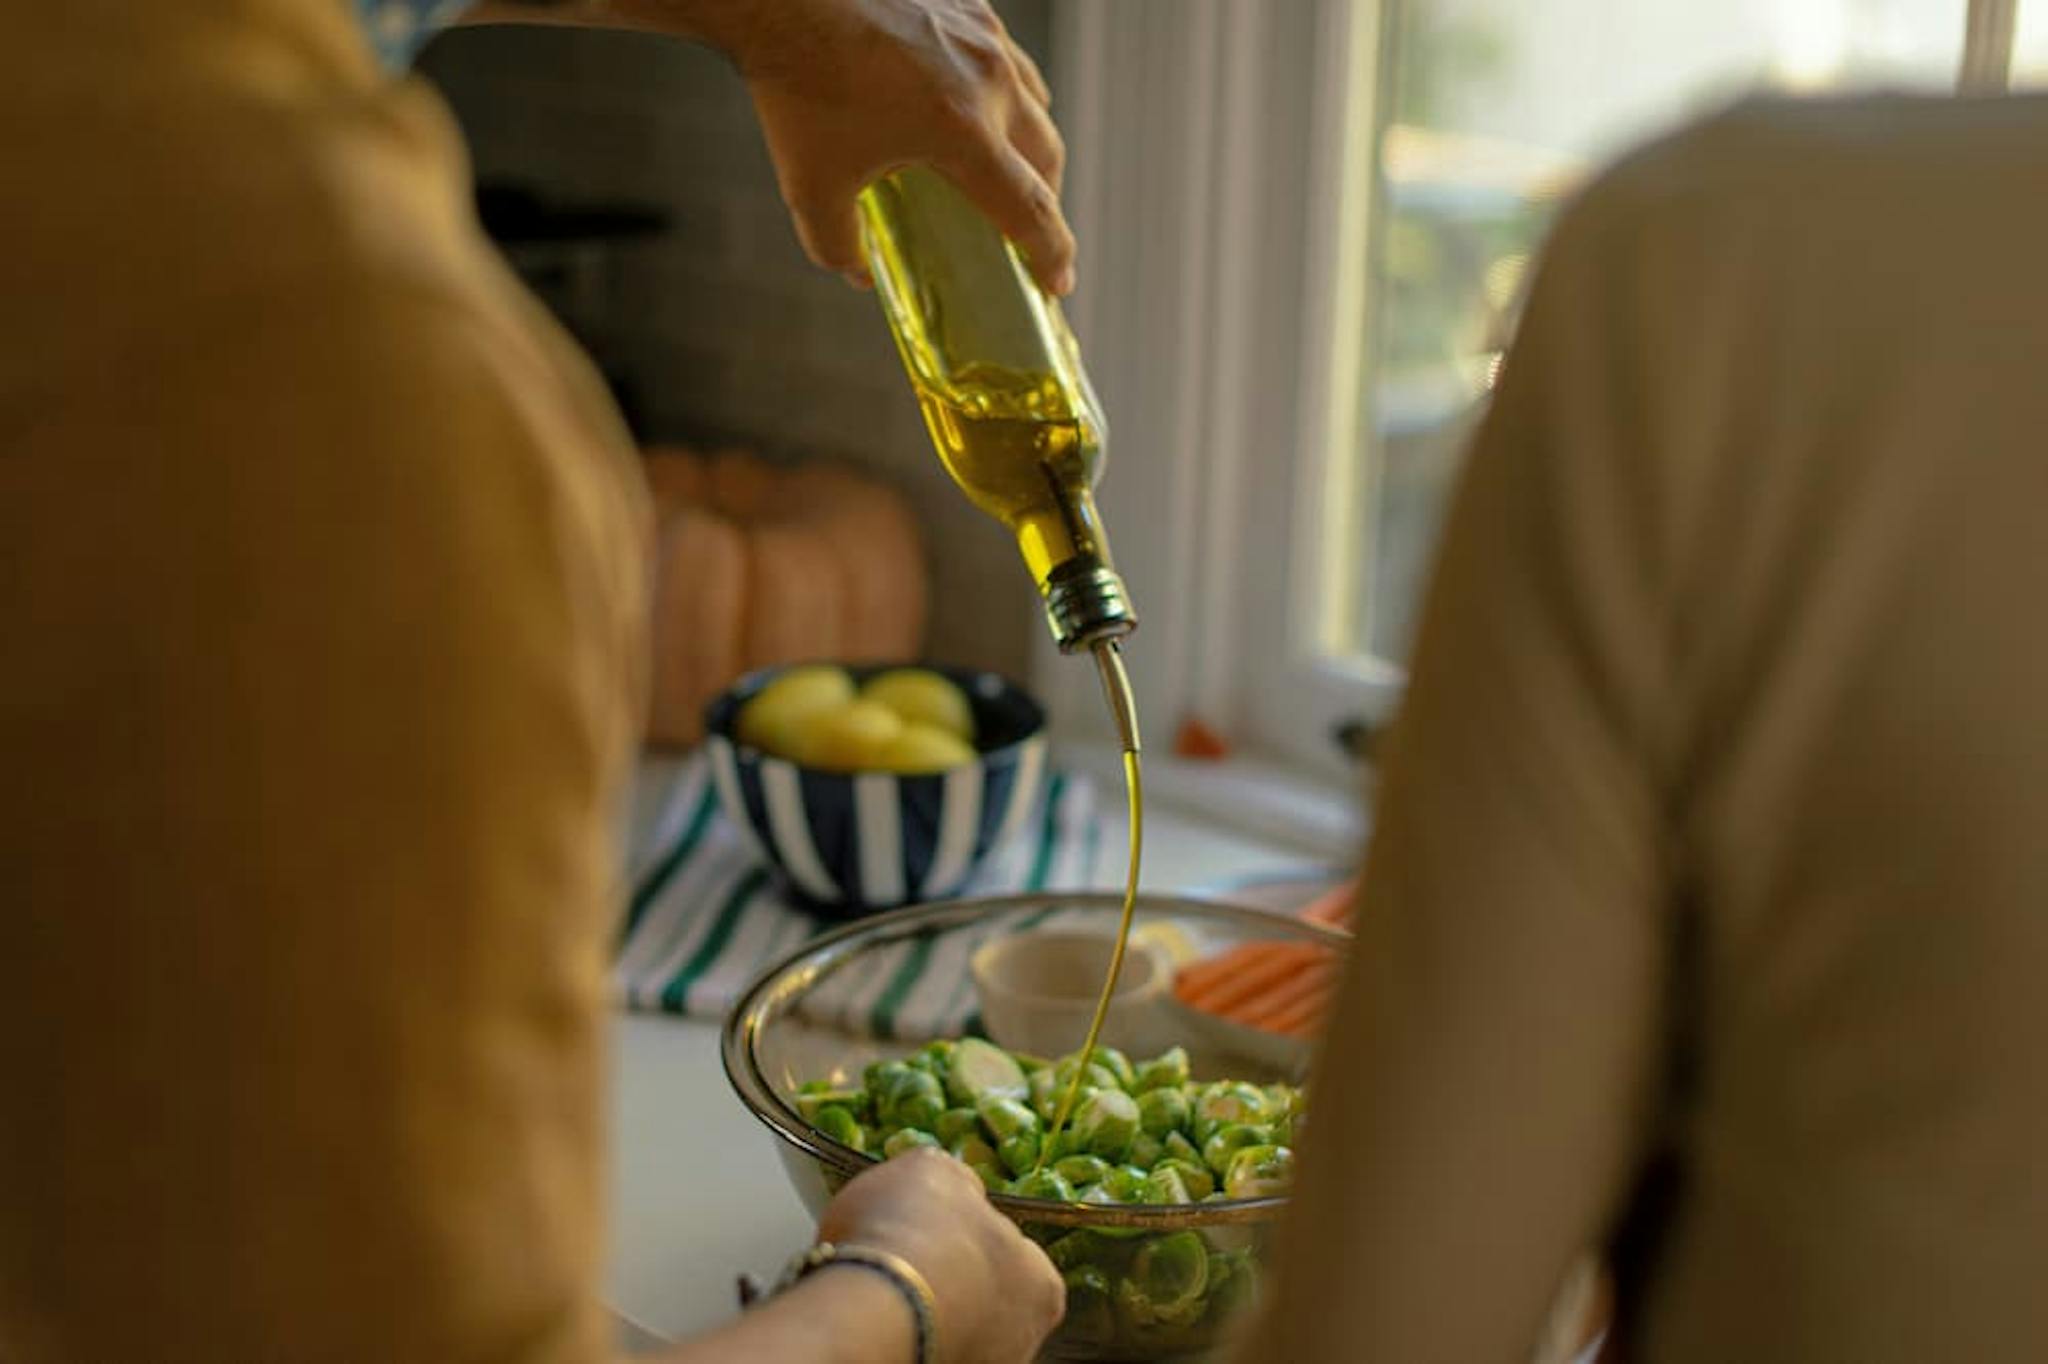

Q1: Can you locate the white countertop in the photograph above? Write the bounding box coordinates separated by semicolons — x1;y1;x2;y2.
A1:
603;805;1316;1346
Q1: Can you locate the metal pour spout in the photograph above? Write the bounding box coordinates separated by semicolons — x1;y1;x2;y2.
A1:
1090;639;1141;757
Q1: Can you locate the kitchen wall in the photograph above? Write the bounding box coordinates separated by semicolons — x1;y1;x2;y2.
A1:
417;4;1054;680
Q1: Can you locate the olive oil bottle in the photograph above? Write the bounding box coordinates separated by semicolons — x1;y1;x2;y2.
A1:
857;166;1135;657
858;166;1143;1155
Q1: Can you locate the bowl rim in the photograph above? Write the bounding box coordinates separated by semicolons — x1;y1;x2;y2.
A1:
720;890;1349;1229
702;660;1049;776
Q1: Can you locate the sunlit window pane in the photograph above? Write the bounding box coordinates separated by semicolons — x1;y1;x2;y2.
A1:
2013;6;2048;84
1345;0;1966;662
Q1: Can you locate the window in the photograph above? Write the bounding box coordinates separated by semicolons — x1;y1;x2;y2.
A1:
2015;4;2048;74
1340;1;1970;667
1045;1;2018;801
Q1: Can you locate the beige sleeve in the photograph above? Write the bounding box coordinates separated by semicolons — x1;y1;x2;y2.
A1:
0;272;644;1361
1239;193;1676;1363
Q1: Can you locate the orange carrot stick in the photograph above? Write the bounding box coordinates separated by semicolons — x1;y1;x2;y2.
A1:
1183;943;1326;1016
1175;940;1315;1004
1173;940;1291;1000
1263;985;1334;1036
1229;961;1336;1028
1299;878;1359;927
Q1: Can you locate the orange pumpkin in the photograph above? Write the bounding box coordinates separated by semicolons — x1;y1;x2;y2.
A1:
642;446;928;748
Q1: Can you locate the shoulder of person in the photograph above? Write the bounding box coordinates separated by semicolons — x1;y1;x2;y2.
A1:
1555;90;2026;249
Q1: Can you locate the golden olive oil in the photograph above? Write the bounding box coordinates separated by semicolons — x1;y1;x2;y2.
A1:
1040;743;1143;1164
912;364;1112;590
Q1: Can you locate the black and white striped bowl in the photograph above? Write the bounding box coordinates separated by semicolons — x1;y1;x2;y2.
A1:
703;663;1048;918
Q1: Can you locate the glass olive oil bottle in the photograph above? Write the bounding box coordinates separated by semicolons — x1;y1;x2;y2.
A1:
857;166;1135;658
859;166;1143;1158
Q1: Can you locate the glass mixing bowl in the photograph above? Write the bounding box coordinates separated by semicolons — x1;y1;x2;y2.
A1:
722;892;1349;1361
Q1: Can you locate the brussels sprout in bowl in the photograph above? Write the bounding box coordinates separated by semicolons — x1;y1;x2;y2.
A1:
721;893;1347;1361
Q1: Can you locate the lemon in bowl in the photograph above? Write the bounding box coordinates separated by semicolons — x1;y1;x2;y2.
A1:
859;668;977;743
705;663;1047;916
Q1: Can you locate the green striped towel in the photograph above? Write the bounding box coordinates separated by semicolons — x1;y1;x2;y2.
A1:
617;753;1115;1039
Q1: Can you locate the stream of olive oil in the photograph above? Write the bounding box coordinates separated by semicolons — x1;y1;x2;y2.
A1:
1039;678;1143;1166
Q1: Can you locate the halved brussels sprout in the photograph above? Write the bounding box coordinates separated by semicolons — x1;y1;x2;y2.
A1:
883;1128;940;1159
795;1086;868;1124
812;1104;866;1153
1223;1144;1295;1199
1066;1058;1128;1095
1045;1228;1112;1272
1105;1165;1153;1202
1027;1066;1065;1124
1054;1154;1113;1189
1080;1046;1137;1091
997;1132;1042;1177
1137;1085;1192;1138
976;1094;1037;1137
873;1064;946;1132
906;1039;954;1084
1143;1164;1194;1205
1115;1231;1211;1329
1075;1177;1154;1241
1070;1088;1142;1162
1042;1127;1084;1165
1131;1046;1191;1095
949;1131;1005;1189
1162;1131;1203;1168
1127;1132;1167;1170
1201;1123;1272;1178
1007;1168;1075;1203
1263;1082;1300;1119
1063;1265;1119;1348
934;1106;981;1147
1205;1246;1262;1321
945;1037;1028;1107
1193;1081;1271;1142
950;1134;999;1168
1152;1156;1215;1201
1033;1061;1123;1128
863;1059;915;1094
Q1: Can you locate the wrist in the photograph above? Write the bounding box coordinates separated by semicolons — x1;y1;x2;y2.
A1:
783;1259;922;1364
806;1253;921;1359
743;1240;937;1364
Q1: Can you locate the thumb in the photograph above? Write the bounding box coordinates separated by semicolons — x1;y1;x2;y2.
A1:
782;180;874;288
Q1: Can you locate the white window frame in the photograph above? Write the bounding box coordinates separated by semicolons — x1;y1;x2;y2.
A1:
1036;0;1393;825
1038;0;2015;844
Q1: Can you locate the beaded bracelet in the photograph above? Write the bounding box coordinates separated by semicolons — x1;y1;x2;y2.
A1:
738;1241;937;1364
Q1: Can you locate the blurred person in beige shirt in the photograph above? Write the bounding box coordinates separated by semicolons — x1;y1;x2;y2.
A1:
0;1;1073;1360
1246;93;2048;1363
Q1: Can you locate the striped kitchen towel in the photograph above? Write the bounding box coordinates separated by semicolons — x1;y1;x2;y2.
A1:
616;752;1118;1038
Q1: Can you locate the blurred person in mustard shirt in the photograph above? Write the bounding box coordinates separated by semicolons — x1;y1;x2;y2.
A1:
0;2;1073;1360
